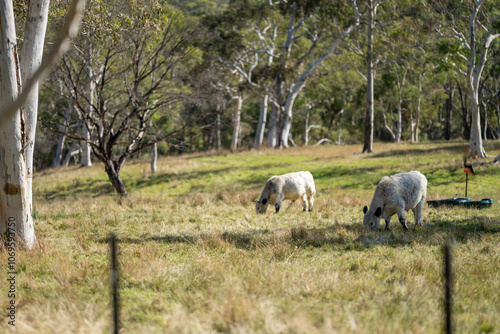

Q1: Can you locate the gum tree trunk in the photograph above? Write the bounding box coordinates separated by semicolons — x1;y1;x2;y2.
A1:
0;0;35;248
412;72;422;143
254;95;268;148
254;24;277;149
466;1;499;158
363;0;375;153
230;92;243;151
20;0;49;205
81;38;93;166
53;101;72;168
444;82;453;140
279;2;359;148
151;143;157;174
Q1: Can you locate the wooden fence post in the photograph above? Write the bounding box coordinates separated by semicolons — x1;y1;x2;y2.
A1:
444;239;453;334
110;233;120;334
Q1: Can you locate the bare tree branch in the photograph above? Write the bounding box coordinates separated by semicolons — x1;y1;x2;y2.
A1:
0;0;86;127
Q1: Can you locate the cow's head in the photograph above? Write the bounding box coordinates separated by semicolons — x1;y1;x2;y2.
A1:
363;206;382;231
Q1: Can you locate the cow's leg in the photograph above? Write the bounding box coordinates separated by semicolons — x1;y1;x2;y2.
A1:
385;216;392;231
308;196;314;212
396;206;408;231
301;194;308;212
275;194;284;213
414;197;425;225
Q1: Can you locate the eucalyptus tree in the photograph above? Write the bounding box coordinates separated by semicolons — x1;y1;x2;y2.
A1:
345;0;392;152
434;0;500;158
201;0;275;150
269;0;360;148
0;0;84;248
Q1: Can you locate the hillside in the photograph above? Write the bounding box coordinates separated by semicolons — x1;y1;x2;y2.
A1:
3;142;500;333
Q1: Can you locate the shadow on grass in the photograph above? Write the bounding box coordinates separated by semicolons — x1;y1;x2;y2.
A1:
96;215;499;251
97;235;198;245
365;144;467;159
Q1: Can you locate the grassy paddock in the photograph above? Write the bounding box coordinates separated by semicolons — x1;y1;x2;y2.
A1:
2;141;500;333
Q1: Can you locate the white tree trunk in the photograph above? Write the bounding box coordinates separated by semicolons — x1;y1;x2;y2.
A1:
279;86;300;148
305;110;310;146
413;73;422;143
20;0;49;203
230;93;243;151
81;39;93;166
63;141;80;166
466;1;499;158
216;112;221;152
469;92;485;158
0;1;35;248
337;109;344;145
382;109;396;142
395;65;407;143
253;94;269;148
363;0;375;153
151;143;157;174
254;94;268;148
396;98;402;143
254;24;276;149
53;102;72;168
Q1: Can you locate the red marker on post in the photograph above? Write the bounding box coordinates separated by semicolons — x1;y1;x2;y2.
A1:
464;163;474;198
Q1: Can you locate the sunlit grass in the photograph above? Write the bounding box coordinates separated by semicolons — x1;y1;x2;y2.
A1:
2;141;499;333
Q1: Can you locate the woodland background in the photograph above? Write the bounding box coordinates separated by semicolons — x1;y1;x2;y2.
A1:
14;0;499;175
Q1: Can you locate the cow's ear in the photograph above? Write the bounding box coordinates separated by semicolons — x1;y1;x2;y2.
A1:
255;199;260;203
262;198;268;205
363;206;368;214
374;207;382;217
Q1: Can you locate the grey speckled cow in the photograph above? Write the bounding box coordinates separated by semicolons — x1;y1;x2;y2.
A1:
363;171;427;231
255;171;316;214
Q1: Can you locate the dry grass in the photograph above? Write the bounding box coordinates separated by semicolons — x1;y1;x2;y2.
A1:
2;141;500;333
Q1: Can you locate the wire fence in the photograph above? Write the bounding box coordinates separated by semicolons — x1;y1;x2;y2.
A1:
107;234;456;333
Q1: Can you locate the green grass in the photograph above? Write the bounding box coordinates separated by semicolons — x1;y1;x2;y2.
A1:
2;141;500;333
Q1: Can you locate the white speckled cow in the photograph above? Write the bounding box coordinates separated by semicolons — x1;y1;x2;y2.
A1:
363;171;427;231
255;171;316;214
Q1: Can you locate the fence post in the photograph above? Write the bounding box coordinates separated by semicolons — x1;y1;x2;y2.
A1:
444;239;453;334
110;233;120;334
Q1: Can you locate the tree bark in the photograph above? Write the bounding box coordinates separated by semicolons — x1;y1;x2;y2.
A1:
482;101;487;141
53;101;72;168
63;141;80;166
444;82;453;140
81;38;93;166
395;64;408;143
0;0;35;248
216;112;221;152
267;74;283;148
254;94;268;148
104;161;128;197
279;85;300;148
254;23;277;149
230;92;243;151
466;0;499;158
457;82;470;139
382;108;396;141
363;0;375;153
412;72;422;143
151;143;157;174
20;0;49;210
305;110;310;146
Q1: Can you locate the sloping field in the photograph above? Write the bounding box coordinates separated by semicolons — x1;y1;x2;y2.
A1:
2;141;500;333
